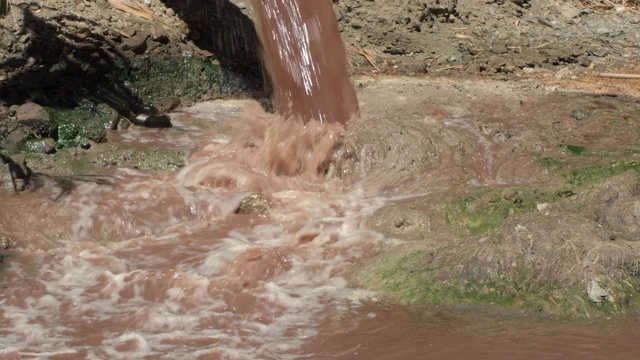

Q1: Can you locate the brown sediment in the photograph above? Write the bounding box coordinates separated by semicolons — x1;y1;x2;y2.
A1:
251;0;359;126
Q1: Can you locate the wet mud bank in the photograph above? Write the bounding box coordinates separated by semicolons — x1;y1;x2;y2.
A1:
337;78;640;317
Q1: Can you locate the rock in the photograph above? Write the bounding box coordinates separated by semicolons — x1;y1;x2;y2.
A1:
236;193;271;214
587;279;609;303
135;114;172;128
570;109;590;121
120;31;148;54
117;116;132;130
23;137;56;154
536;203;549;212
16;102;50;136
1;153;30;191
555;2;581;20
95;103;120;130
0;234;8;249
0;128;29;151
151;22;169;43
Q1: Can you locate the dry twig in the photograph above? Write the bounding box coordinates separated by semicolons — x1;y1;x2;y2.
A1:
107;0;153;21
435;65;464;72
598;72;640;79
349;45;380;71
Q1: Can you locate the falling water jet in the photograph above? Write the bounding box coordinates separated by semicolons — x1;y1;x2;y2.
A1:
251;0;359;126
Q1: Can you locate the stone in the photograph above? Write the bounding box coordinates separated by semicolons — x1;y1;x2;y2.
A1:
1;153;30;191
587;279;609;303
0;234;10;249
16;102;50;136
135;114;172;128
15;102;49;122
95;103;120;130
236;193;271;214
0;128;29;151
120;31;148;54
151;22;169;43
555;2;581;20
23;137;56;154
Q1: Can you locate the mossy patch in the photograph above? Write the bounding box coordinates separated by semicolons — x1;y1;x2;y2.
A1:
44;101;117;149
443;187;557;236
563;144;588;155
562;161;640;187
537;156;561;168
112;54;260;110
361;163;640;317
356;249;640;318
443;161;640;237
355;251;517;307
22;144;186;175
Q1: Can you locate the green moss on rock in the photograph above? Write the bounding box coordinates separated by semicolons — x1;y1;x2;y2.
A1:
112;54;260;109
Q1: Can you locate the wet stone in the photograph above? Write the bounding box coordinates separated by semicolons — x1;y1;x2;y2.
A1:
16;102;50;137
0;128;29;151
120;31;148;54
95;103;120;130
1;153;30;192
570;109;590;121
135;114;172;128
23;138;56;154
0;234;10;249
236;193;271;214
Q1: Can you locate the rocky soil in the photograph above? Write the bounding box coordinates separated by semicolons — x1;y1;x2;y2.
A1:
1;0;640;317
335;0;640;77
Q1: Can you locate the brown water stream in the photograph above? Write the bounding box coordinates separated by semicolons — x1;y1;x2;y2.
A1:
251;0;359;125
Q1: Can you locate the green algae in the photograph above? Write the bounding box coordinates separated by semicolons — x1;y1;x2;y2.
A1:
356;251;517;308
356;249;640;318
563;144;588;155
443;161;640;237
359;161;640;317
562;161;640;187
112;54;260;110
443;187;557;236
44;101;116;149
22;144;186;176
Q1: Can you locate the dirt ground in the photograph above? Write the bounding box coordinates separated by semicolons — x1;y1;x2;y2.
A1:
1;0;640;316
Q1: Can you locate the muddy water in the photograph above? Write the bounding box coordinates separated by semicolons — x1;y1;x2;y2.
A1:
251;0;359;125
1;100;640;359
0;101;372;359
